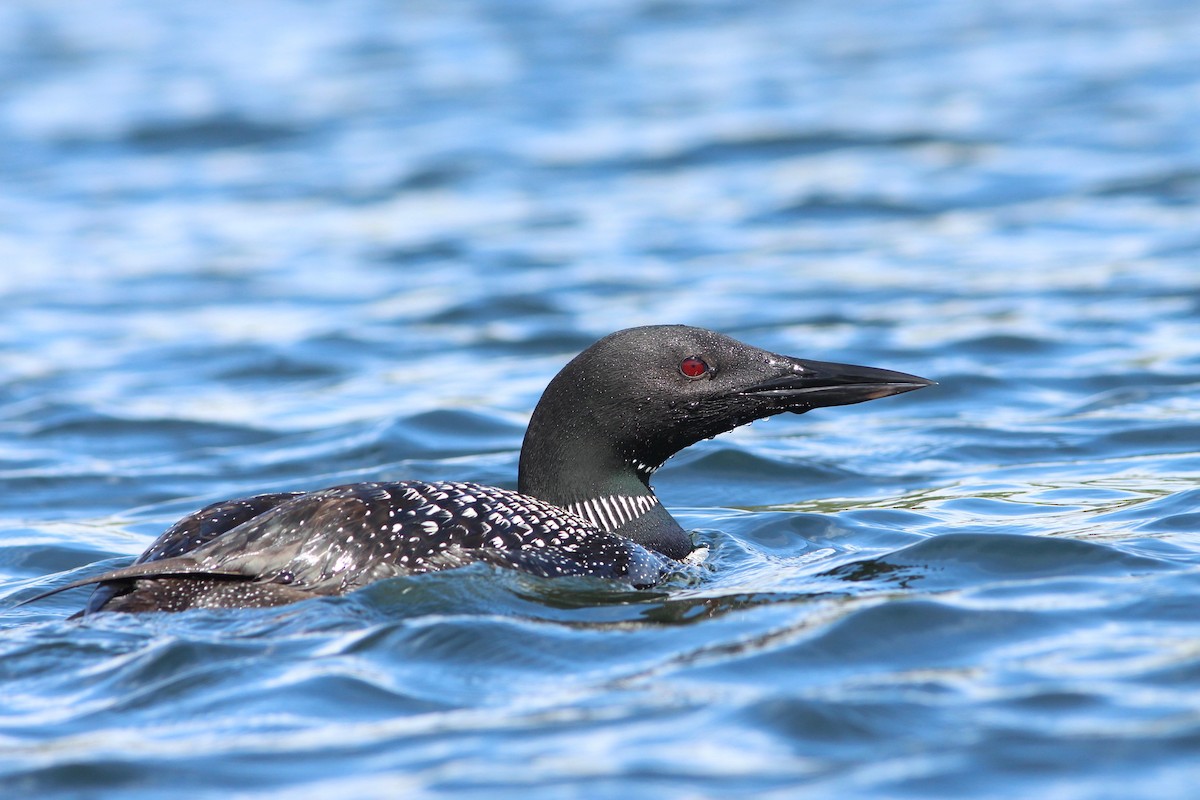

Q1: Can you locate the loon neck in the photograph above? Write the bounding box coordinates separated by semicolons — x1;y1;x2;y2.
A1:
562;493;661;533
517;418;691;559
560;489;690;560
527;477;691;561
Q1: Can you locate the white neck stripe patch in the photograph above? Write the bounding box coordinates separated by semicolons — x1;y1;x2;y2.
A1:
565;494;660;532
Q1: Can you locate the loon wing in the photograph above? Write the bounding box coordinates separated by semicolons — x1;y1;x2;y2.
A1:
71;491;307;616
133;492;308;563
21;492;310;613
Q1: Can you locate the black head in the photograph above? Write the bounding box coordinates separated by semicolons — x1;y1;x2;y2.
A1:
518;325;932;505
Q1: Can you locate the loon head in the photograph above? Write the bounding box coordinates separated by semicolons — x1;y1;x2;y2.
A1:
517;325;932;555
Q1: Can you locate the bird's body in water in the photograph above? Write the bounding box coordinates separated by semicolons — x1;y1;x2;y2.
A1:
30;325;933;614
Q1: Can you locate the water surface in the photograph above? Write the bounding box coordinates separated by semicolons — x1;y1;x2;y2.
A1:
2;1;1200;797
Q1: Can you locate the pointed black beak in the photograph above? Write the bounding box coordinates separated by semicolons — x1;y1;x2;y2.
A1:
741;357;934;412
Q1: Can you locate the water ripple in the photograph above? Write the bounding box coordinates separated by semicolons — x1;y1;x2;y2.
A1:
2;0;1200;797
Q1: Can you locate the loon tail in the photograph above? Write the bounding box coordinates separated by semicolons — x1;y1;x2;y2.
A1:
18;557;247;607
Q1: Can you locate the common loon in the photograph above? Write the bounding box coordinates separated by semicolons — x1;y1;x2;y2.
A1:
30;325;932;614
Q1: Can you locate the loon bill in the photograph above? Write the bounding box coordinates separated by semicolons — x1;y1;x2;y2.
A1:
27;325;933;614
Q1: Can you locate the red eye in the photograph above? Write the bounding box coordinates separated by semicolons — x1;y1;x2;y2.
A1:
680;356;708;378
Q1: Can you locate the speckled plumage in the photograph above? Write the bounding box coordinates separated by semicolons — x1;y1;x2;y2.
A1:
67;481;671;613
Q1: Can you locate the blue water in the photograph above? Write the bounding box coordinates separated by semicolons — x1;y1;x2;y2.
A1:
2;0;1200;796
